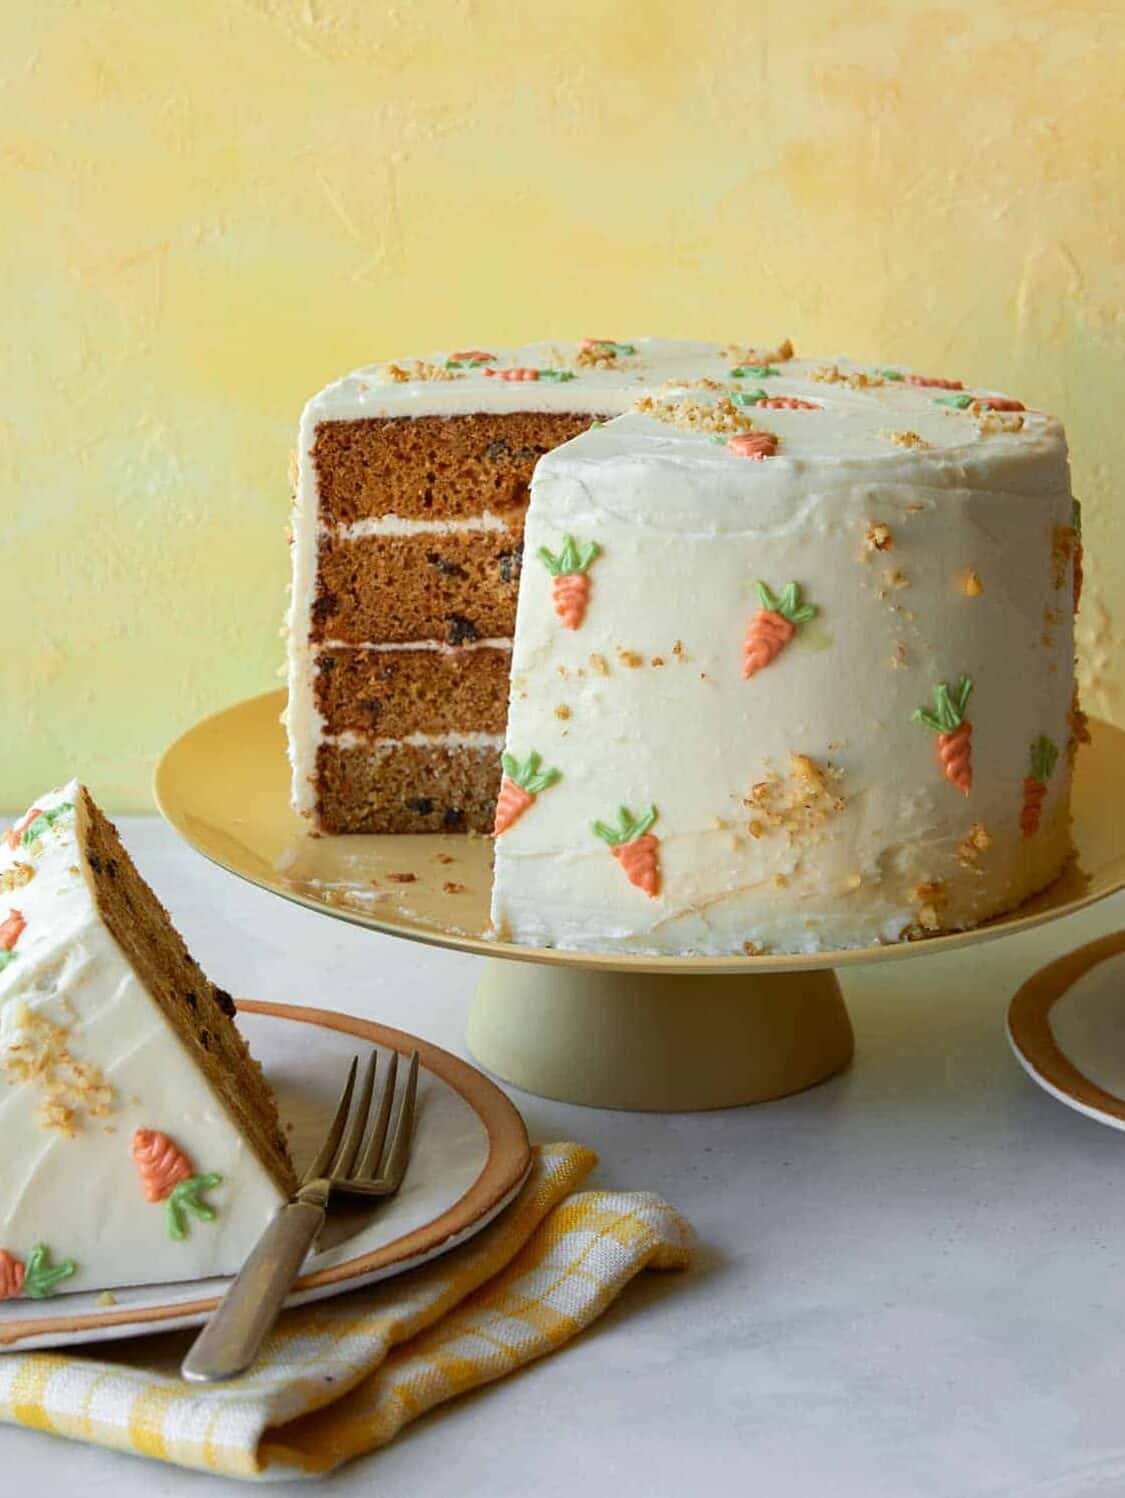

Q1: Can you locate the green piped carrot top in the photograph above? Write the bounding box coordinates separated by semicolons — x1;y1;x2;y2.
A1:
756;580;817;624
538;536;601;577
501;750;562;795
594;805;658;847
913;675;973;733
1029;735;1059;782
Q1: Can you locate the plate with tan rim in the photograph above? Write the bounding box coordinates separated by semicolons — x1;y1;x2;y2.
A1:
0;1003;531;1351
153;690;1125;974
1008;931;1125;1131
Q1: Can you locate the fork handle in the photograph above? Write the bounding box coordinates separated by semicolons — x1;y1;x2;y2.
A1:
181;1197;325;1382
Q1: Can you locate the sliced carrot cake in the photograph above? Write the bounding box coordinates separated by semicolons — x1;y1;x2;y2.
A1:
0;783;296;1296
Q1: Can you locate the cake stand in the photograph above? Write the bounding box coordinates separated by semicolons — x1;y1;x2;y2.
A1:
154;690;1125;1111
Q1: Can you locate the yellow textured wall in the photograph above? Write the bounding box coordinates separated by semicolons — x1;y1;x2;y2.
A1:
2;0;1122;809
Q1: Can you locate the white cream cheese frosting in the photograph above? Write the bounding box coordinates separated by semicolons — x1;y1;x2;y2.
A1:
286;339;1077;954
0;783;287;1294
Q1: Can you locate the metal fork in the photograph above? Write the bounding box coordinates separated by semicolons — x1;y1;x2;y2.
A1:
181;1048;419;1382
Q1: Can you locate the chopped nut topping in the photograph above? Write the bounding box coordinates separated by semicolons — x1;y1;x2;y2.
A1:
575;343;620;369
972;404;1024;433
743;940;765;957
891;640;908;669
743;754;845;842
662;376;726;391
960;568;984;597
589;653;610;676
672;640;685;658
634;392;754;435
2;1005;115;1136
555;704;572;720
722;338;794;365
957;823;992;868
617;648;644;668
883;568;909;590
841;873;863;892
651;656;665;667
384;360;460;383
882;429;931;450
865;523;894;553
442;881;465;894
0;863;35;893
387;872;417;883
811;365;884;389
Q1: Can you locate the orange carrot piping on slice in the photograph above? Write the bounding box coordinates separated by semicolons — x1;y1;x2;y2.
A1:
758;396;819;411
484;366;540;382
905;374;963;390
974;395;1024;412
538;536;602;629
133;1129;196;1204
494;751;562;836
593;805;661;897
743;581;817;679
913;675;974;795
727;431;778;460
5;808;42;851
0;909;25;952
1020;735;1059;838
0;1250;24;1300
447;350;496;367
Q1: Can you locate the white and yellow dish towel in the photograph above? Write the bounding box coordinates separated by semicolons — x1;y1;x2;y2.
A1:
0;1144;692;1480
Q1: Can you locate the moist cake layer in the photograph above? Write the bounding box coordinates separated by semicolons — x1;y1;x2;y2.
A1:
312;529;524;646
314;643;511;738
313;412;603;523
316;740;503;834
82;789;295;1192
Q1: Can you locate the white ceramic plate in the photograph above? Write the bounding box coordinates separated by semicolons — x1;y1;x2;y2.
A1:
0;1002;531;1351
1008;931;1125;1131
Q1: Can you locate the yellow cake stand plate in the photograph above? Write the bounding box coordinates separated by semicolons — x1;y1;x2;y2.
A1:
155;690;1125;1111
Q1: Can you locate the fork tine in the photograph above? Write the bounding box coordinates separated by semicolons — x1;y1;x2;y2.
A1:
380;1051;419;1191
357;1050;398;1179
302;1056;358;1184
334;1052;377;1180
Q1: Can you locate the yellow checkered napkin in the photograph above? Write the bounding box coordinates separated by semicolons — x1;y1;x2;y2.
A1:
0;1144;691;1480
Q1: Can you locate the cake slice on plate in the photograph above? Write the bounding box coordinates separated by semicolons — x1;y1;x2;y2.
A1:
0;782;296;1298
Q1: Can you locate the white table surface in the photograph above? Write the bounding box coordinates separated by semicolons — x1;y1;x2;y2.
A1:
5;816;1125;1497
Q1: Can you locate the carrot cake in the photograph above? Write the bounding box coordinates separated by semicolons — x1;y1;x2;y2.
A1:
0;783;296;1296
287;339;1081;953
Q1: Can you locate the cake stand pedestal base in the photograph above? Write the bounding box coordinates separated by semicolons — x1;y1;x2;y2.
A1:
467;960;854;1111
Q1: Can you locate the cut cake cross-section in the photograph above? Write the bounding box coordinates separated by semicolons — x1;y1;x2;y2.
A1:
0;782;296;1297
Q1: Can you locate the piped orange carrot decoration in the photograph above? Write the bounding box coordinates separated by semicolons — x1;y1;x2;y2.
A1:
0;909;25;952
905;374;963;389
1021;736;1059;837
913;675;974;795
743;581;817;679
538;536;601;630
494;750;562;836
0;1250;24;1300
5;808;41;850
758;396;819;411
594;805;661;897
727;430;778;459
133;1129;195;1203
